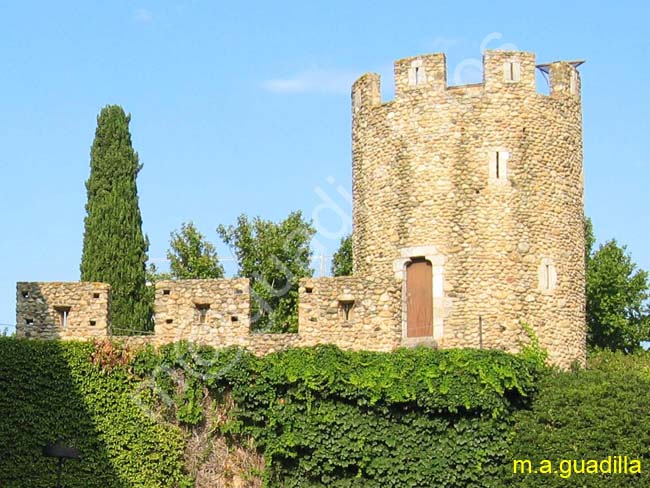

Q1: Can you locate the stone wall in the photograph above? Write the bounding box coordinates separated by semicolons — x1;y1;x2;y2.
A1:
13;277;402;355
297;276;403;351
153;279;252;347
16;282;110;340
351;50;586;368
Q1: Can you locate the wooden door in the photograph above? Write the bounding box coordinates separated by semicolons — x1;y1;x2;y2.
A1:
406;259;433;337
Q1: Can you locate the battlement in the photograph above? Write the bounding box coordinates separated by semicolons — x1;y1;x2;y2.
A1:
15;276;403;355
351;50;582;113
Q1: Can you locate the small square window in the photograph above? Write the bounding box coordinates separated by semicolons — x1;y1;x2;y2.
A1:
162;289;171;296
21;291;30;299
92;293;100;299
89;320;97;326
195;304;210;324
25;318;34;326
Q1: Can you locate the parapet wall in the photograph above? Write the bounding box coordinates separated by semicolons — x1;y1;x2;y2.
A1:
153;279;251;346
297;276;402;351
14;277;403;355
16;282;110;340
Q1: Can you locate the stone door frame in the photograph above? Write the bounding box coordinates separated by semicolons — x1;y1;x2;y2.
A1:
394;245;447;344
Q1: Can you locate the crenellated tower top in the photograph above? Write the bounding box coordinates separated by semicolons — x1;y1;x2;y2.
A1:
351;50;583;114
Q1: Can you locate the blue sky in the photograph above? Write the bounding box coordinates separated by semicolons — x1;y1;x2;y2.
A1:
1;1;648;332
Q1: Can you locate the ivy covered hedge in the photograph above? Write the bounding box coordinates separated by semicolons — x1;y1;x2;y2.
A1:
132;342;545;487
0;337;190;488
0;337;545;487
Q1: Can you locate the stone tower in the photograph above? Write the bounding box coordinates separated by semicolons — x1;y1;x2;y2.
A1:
351;50;586;367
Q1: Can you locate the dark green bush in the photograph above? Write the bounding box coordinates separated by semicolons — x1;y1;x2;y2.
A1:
0;338;190;488
507;351;650;487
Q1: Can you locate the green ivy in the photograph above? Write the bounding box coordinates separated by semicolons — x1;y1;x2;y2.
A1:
133;342;544;487
0;338;191;488
1;337;546;487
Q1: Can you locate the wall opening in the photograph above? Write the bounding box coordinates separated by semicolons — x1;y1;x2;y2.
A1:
353;90;362;112
195;303;210;324
408;60;426;87
570;70;578;95
539;258;558;292
504;61;521;83
54;306;71;328
489;150;509;183
406;258;433;337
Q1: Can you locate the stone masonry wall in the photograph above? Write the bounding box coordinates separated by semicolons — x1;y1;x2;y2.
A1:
297;276;403;351
153;279;251;347
351;50;586;368
14;277;402;355
16;282;110;340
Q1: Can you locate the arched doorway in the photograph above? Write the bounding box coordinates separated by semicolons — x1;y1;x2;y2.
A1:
406;258;433;337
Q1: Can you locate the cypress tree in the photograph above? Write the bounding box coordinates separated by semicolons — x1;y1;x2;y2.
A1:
80;105;152;333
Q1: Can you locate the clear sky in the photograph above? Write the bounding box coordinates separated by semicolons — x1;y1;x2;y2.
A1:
1;1;648;333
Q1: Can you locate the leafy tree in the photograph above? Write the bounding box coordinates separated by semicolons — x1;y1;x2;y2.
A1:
217;211;316;332
163;222;225;279
331;234;353;276
80;105;152;333
586;239;650;352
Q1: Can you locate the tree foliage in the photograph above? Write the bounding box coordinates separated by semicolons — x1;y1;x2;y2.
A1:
217;211;315;332
331;234;353;277
508;351;650;487
162;222;224;280
586;239;650;352
80;105;152;333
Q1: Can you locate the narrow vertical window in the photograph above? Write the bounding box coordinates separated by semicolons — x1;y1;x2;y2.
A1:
496;152;500;179
408;60;426;87
55;306;71;327
504;61;521;83
353;90;361;113
539;259;557;292
489;150;509;183
569;71;578;95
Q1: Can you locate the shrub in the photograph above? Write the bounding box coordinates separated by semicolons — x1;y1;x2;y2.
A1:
507;351;650;487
